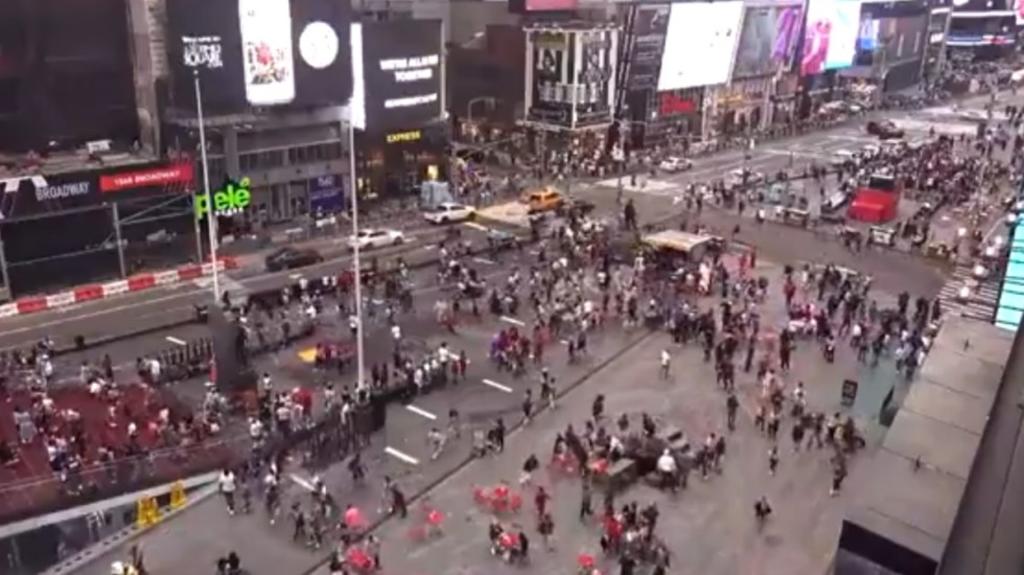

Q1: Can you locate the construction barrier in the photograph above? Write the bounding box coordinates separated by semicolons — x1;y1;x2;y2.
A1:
135;496;161;529
169;480;187;510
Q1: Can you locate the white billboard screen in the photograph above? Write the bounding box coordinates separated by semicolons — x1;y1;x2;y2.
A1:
801;0;863;75
657;1;744;91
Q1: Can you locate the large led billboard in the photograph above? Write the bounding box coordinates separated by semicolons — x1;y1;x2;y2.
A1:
360;20;443;133
657;1;744;91
997;219;1024;331
733;5;804;79
166;0;352;112
801;0;864;76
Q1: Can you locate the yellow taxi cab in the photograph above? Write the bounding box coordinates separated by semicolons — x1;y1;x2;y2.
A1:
520;186;565;213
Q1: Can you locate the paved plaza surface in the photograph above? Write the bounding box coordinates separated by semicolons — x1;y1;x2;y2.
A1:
5;93;1018;575
69;254;896;575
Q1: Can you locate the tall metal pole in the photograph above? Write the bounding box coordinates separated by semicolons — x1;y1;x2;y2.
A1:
348;120;366;389
0;239;10;301
112;203;126;278
194;71;220;302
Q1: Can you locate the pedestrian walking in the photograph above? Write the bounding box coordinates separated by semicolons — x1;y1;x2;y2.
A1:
754;496;772;530
218;468;237;515
579;477;594;522
520;453;540;485
726;392;739;431
538;512;555;551
522;388;534;425
831;457;848;497
660;349;671;379
768;446;779;476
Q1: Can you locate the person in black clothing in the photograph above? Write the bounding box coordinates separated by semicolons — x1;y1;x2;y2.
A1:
391;484;408;518
517;529;530;563
726;392;739;431
754;496;772;530
579;477;594;521
490;419;506;452
619;552;637;575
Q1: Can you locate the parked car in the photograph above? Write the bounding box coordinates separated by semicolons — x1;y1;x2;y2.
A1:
659;156;693;173
422;202;475;224
348;228;405;250
866;120;905;139
265;247;323;272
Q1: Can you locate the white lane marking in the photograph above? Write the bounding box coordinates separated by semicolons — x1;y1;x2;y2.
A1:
405;404;438;420
166;336;187;346
474;257;497;265
463;221;489;232
500;315;525;326
290;473;316;492
482;378;513;393
385;446;420;466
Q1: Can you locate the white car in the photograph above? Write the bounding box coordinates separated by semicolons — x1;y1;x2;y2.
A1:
860;144;880;159
831;149;857;167
423;202;475;224
348;228;405;250
727;169;764;187
659;156;693;173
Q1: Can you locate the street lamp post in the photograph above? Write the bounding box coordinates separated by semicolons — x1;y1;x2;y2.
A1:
193;70;220;303
347;120;366;390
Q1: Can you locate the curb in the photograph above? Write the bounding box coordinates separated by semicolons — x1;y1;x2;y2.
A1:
0;258;239;319
299;327;658;575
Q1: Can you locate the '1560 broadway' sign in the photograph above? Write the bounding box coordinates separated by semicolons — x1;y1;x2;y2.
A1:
195;178;251;219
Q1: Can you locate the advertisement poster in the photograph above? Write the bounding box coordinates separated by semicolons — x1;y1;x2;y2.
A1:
166;0;352;112
240;0;296;106
733;5;804;79
657;1;745;91
628;5;671;90
857;17;879;52
801;0;863;76
528;30;571;124
360;20;443;133
1017;0;1024;25
309;174;345;214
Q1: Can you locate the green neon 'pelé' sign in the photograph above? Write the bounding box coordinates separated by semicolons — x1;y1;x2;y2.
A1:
195;177;252;218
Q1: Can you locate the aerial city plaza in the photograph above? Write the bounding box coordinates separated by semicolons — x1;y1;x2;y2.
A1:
0;0;1022;574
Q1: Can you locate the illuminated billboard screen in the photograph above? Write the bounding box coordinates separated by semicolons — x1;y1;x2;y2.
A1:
801;0;864;75
657;1;744;91
733;5;804;79
166;0;352;112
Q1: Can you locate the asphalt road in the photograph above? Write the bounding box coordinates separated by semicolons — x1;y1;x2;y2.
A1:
6;93;1015;353
0;223;497;352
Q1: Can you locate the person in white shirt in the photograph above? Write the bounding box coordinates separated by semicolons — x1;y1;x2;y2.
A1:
660;350;671;379
148;358;161;384
656;449;678;490
218;469;237;515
